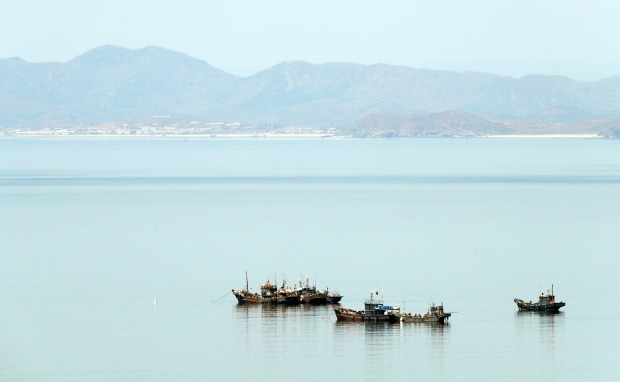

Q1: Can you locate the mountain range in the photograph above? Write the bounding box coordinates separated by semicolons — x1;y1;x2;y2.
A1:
2;45;620;137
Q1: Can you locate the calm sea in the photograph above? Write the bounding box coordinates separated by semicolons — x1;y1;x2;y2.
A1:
1;138;619;381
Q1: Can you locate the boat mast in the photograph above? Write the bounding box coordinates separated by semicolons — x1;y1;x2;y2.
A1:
245;271;249;293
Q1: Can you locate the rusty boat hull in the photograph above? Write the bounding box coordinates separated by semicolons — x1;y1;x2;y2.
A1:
333;306;400;323
397;312;451;324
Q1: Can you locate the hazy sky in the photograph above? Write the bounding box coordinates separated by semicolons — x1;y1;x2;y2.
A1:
2;0;619;80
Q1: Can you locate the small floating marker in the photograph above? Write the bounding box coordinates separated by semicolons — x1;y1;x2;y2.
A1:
153;297;158;305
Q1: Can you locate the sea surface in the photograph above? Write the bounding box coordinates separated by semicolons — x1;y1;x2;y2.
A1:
1;137;619;381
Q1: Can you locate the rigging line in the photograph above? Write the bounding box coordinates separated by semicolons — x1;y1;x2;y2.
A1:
210;290;232;302
327;305;337;321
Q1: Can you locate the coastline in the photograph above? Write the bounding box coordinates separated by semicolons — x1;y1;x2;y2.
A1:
484;133;601;139
0;133;604;140
0;132;341;140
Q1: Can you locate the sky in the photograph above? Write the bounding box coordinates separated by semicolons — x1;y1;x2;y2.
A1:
2;0;620;80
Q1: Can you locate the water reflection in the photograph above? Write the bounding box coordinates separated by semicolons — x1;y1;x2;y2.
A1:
514;311;565;380
233;303;331;320
515;310;565;332
233;303;255;318
399;321;451;335
260;304;301;319
231;303;451;379
515;311;565;339
331;319;451;377
331;320;450;347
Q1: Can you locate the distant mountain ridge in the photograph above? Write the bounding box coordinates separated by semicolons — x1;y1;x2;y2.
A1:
2;45;620;136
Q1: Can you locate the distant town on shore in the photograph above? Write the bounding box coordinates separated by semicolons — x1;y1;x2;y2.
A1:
1;115;617;139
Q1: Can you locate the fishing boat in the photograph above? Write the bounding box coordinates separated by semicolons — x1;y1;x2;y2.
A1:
326;289;343;304
514;285;566;313
300;290;328;304
232;273;278;304
297;276;343;305
276;282;302;305
397;302;452;324
332;292;400;323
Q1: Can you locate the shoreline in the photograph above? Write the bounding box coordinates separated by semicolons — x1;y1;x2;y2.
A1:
0;133;605;140
485;133;600;138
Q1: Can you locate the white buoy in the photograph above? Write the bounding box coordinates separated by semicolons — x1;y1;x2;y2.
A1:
153;297;158;305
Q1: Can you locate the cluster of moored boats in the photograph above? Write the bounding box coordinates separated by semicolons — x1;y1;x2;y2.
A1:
232;273;343;305
233;274;565;325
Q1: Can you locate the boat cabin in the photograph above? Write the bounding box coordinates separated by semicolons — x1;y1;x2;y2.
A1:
538;292;556;305
363;294;399;317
